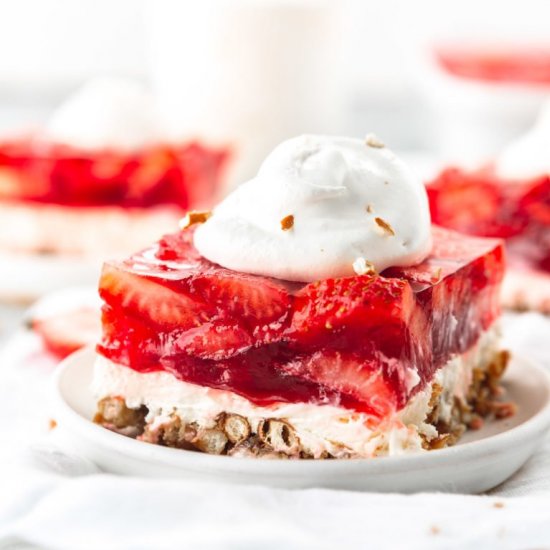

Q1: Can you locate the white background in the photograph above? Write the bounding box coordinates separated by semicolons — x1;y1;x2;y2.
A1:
0;0;549;159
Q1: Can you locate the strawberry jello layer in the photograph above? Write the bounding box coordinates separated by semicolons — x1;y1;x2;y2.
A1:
96;226;504;422
427;168;550;312
0;140;227;208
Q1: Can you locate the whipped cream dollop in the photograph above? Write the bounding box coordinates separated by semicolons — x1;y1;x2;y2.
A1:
194;135;432;282
496;98;550;179
45;77;163;152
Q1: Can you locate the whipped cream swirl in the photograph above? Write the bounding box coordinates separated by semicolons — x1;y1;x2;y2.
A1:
45;77;163;152
496;98;550;179
194;135;432;282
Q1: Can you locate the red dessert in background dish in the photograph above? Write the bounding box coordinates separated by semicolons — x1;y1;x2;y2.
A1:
427;169;550;313
92;225;511;458
435;47;550;86
0;77;229;274
0;140;225;209
0;139;228;260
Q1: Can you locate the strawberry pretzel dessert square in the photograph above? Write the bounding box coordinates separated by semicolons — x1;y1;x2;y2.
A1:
93;135;513;459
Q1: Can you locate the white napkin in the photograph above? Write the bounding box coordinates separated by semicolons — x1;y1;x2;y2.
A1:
0;312;549;550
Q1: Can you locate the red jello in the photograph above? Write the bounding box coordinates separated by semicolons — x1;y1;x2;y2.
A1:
427;168;550;274
0;139;228;209
97;226;504;419
435;47;550;85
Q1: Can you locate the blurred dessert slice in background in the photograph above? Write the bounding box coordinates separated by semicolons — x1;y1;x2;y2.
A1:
0;78;229;301
427;99;550;313
435;46;550;86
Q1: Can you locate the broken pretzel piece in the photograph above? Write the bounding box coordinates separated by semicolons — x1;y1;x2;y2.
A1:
258;418;300;455
179;210;212;230
280;214;294;231
374;217;395;236
218;413;251;444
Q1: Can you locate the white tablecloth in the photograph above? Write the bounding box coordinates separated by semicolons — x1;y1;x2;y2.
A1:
0;310;549;550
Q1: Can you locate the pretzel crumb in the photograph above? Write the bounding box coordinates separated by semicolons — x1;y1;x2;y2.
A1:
48;418;57;430
492;401;517;419
493;501;505;509
353;257;376;276
179;210;212;230
430;526;440;535
365;134;385;148
366;204;374;213
280;214;294;231
468;415;484;430
374;217;395;236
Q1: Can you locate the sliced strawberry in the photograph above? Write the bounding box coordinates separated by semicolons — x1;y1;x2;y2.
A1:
281;350;397;417
190;269;291;325
99;262;211;329
175;321;253;360
31;307;100;359
126;238;291;333
289;275;413;348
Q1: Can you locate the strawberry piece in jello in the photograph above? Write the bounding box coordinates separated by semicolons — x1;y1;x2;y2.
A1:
97;226;504;420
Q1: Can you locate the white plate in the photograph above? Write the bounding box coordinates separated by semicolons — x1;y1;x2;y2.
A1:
52;347;550;493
